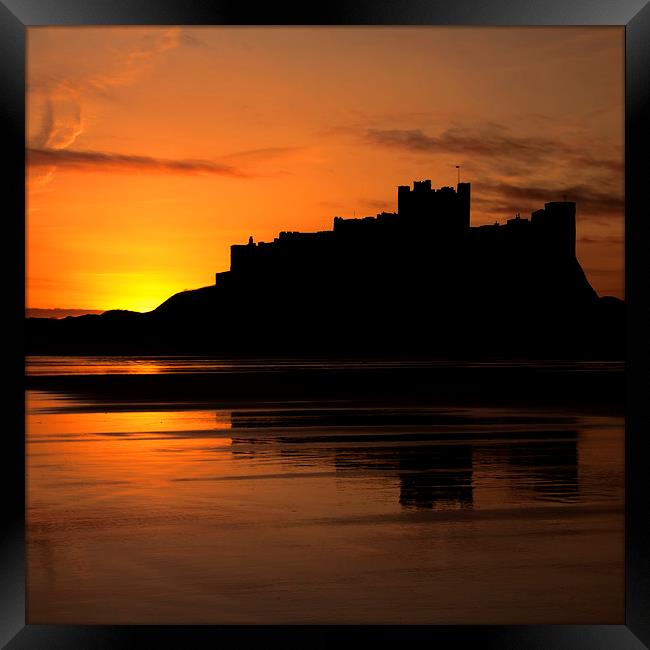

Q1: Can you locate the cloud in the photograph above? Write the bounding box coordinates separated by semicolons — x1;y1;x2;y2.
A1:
358;198;393;212
27;147;249;177
360;126;621;174
87;29;181;93
28;28;194;187
577;235;624;245
483;181;624;217
30;29;184;97
26;143;307;182
572;156;624;174
336;119;623;221
362;127;570;163
27;164;57;192
179;30;208;48
222;146;307;162
319;200;345;210
32;97;55;149
30;94;85;155
48;102;84;150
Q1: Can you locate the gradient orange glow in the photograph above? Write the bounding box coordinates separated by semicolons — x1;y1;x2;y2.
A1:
27;27;624;312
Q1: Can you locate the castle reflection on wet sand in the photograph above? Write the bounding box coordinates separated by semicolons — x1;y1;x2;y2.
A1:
26;358;624;624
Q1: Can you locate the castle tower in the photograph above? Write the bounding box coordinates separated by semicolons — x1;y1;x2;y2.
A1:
544;201;576;257
397;185;412;217
530;201;576;259
457;182;471;229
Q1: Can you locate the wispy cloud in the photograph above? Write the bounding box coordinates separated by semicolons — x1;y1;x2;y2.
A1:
362;126;569;163
357;198;393;212
29;30;183;150
484;181;624;216
28;29;197;186
30;28;186;98
222;146;307;162
31;96;55;149
28;147;249;177
572;155;623;174
577;234;624;245
359;125;621;174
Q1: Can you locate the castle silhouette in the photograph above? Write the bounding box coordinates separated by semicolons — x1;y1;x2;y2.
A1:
215;179;589;308
26;176;623;357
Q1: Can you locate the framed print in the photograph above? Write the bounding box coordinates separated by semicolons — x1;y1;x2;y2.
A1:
2;1;649;648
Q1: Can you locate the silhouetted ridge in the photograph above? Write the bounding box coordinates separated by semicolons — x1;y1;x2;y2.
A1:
26;176;623;357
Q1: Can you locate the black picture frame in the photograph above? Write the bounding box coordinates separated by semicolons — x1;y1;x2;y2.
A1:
3;1;649;648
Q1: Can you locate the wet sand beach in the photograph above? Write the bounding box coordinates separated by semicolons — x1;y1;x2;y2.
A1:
26;358;624;624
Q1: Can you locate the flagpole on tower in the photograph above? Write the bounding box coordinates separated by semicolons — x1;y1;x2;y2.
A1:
456;165;461;185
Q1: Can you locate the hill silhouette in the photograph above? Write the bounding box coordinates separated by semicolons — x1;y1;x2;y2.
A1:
26;178;624;358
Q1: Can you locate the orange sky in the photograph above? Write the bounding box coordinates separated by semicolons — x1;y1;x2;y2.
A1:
27;27;624;312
